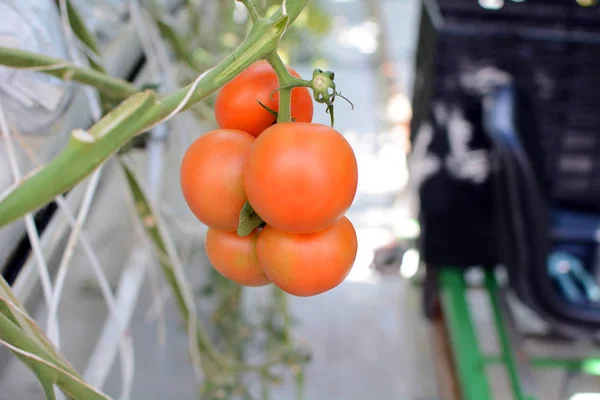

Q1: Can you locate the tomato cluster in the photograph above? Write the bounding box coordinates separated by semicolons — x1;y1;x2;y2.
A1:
180;61;358;297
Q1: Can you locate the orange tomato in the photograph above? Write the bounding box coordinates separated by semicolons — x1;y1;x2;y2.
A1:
180;129;253;231
205;228;270;287
256;216;357;296
244;122;358;233
214;61;313;137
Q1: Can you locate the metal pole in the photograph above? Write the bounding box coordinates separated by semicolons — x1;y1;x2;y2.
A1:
485;270;537;400
439;268;493;400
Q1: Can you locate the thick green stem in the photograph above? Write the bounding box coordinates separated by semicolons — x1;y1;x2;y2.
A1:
0;15;290;227
0;47;136;100
0;91;157;227
238;0;262;22
266;54;289;122
265;52;305;123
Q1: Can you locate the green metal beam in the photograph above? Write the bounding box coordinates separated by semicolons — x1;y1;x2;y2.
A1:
484;355;600;375
439;267;600;400
438;268;493;400
485;271;537;400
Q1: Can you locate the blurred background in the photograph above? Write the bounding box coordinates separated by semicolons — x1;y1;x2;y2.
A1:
1;0;600;399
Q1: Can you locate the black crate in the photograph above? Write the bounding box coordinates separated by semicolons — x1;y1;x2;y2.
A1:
411;0;600;267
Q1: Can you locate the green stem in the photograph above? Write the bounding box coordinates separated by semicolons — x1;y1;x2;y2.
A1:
0;14;291;227
64;0;104;72
273;287;292;345
269;0;308;27
238;0;262;22
62;0;115;111
278;87;293;123
265;52;305;123
295;368;306;400
0;46;136;100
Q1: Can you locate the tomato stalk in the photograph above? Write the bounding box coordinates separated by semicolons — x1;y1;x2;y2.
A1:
0;1;313;398
0;4;297;227
0;46;138;101
235;43;311;236
237;0;262;23
235;10;348;235
265;52;307;123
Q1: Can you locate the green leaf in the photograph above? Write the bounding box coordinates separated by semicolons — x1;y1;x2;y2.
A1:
237;202;264;236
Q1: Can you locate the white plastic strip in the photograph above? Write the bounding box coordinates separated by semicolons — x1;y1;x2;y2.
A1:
52;2;134;399
0;98;57;398
11;123;135;400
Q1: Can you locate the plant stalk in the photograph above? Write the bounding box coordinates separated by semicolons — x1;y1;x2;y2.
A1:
238;0;262;22
265;52;306;123
63;0;105;72
0;14;290;227
0;47;136;100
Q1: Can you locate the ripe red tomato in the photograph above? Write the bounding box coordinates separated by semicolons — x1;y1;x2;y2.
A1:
244;122;358;233
205;228;270;287
180;129;253;231
256;216;357;296
214;60;313;137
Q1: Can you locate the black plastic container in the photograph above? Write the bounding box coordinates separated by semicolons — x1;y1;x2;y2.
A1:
411;0;600;269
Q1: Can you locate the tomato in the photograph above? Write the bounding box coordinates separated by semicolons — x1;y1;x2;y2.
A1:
244;122;358;233
256;217;357;296
205;228;270;287
214;60;313;137
180;129;253;231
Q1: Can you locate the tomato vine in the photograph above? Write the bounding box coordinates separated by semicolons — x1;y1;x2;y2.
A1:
0;1;360;399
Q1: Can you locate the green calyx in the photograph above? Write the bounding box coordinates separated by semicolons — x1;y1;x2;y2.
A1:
310;69;353;128
237;202;264;237
266;67;355;128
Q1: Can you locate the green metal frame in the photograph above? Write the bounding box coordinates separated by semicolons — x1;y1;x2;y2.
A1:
437;267;600;400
